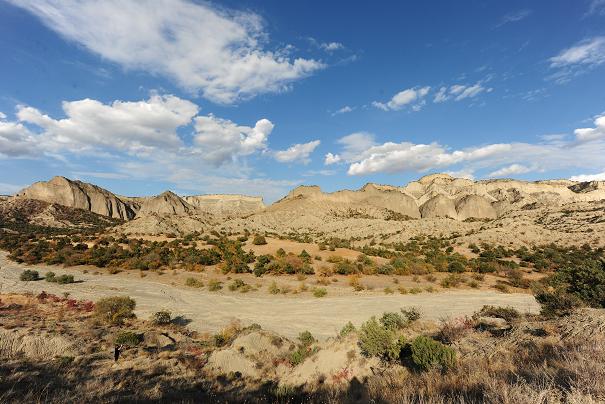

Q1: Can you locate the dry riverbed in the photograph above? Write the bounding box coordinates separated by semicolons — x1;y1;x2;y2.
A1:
0;253;539;339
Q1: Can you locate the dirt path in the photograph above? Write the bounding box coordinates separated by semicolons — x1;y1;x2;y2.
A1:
0;254;539;339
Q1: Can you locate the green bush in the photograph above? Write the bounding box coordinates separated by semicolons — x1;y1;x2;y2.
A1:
151;311;171;325
114;331;143;346
410;335;456;371
208;279;223;291
401;307;421;322
380;311;407;331
448;261;465;273
312;287;327;298
358;317;396;358
252;235;267;245
185;277;204;288
340;321;356;337
298;330;315;347
20;270;40;281
534;288;582;317
94;296;136;325
45;272;56;282
550;260;605;308
55;274;75;284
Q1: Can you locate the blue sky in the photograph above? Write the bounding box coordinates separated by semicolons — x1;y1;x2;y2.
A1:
1;0;605;202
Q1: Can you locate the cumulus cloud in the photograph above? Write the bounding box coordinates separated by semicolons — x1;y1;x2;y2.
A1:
434;83;490;103
574;115;605;143
549;37;605;82
193;115;273;165
324;152;342;165
273;140;320;164
570;171;605;182
0;113;38;157
10;0;323;104
326;114;605;177
587;0;605;15
488;164;532;178
16;94;198;155
373;86;430;111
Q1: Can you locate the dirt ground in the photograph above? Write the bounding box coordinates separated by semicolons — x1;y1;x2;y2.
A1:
0;253;539;339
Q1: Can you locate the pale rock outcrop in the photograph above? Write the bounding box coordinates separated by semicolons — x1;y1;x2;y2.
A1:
420;194;458;219
15;176;137;220
184;194;264;217
137;191;194;216
455;195;497;220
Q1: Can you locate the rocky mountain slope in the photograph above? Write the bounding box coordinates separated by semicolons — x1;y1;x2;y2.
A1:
13;177;265;221
7;174;605;245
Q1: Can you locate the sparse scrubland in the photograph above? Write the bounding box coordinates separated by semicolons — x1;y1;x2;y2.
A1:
1;174;605;402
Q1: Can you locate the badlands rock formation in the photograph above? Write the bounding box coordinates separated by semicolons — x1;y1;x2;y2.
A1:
15;176;137;220
14;176;265;221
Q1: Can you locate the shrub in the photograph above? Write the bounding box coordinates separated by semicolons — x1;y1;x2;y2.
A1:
448;261;465;273
114;331;143;346
55;274;75;284
252;235;267;245
441;274;465;288
151;310;171;325
208;279;223;291
94;296;136;325
228;279;246;291
380;311;407;331
401;307;421;322
185;277;204;288
550;260;605;308
410;336;456;371
534;288;582;317
477;305;520;322
340;321;356;337
269;281;280;294
45;272;56;282
312;287;327;298
20;270;40;281
298;330;315;347
358;317;395;358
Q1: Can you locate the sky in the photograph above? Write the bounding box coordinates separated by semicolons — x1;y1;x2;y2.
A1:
1;0;605;202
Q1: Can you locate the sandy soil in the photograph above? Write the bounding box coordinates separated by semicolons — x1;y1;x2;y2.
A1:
0;253;539;339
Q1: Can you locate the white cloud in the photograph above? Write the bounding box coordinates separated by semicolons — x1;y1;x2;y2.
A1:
434;83;490;103
570;171;605;182
331;105;354;116
273;140;320;164
17;94;198;155
346;142;511;175
488;164;532;178
0;113;38;157
10;0;324;104
373;86;430;111
548;37;605;83
495;9;532;28
321;42;344;52
326;115;605;177
193;115;273;165
574;115;605;142
550;37;605;67
324;152;342;165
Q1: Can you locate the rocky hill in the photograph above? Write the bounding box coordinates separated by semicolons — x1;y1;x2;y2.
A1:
13;177;265;221
15;177;138;220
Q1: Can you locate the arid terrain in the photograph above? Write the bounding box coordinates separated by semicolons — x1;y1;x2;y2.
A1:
1;174;605;402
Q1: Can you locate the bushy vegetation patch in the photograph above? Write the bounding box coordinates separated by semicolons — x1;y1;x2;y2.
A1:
19;269;40;281
94;296;136;325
